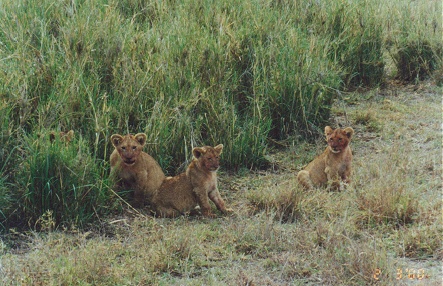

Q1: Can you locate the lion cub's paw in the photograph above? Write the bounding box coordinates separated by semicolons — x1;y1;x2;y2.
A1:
329;180;341;191
201;211;217;218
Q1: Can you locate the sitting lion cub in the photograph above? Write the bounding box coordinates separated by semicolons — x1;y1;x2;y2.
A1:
110;133;165;207
297;126;354;191
151;144;229;218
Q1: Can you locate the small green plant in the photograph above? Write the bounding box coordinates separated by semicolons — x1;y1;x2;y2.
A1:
0;110;17;231
433;65;443;86
395;223;442;259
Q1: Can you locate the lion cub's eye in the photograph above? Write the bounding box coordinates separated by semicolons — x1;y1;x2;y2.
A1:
338;138;342;142
121;147;126;150
132;146;137;150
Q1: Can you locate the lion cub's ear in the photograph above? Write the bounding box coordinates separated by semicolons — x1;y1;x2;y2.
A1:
61;130;75;143
134;133;147;146
343;127;354;139
111;134;124;147
49;132;56;143
324;126;334;140
214;144;223;155
192;147;206;159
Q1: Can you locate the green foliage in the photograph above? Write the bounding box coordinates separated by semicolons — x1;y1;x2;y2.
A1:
393;40;441;82
0;174;13;230
301;0;385;88
15;132;109;229
0;104;17;230
382;0;442;82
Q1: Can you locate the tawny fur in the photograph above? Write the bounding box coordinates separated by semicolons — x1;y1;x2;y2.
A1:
297;126;354;191
151;144;230;218
110;133;165;207
47;130;74;144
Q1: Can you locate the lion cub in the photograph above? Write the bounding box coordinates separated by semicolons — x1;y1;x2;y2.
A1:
110;133;165;207
151;144;229;218
297;126;354;191
49;130;75;144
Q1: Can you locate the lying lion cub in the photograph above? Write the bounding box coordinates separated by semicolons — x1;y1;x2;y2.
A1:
297;126;354;191
110;133;165;207
151;144;230;218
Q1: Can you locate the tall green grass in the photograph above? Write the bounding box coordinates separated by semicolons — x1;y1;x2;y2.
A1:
299;0;385;87
0;0;440;229
380;0;442;81
14;131;109;229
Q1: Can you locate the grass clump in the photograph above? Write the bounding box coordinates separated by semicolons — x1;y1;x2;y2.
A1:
355;186;417;228
382;0;442;81
246;183;303;223
352;146;421;229
0;175;13;230
298;0;385;88
353;109;381;132
393;223;442;259
393;40;441;82
13;131;110;229
325;2;385;88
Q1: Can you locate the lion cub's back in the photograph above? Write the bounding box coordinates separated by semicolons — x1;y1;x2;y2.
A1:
153;172;196;211
140;152;166;186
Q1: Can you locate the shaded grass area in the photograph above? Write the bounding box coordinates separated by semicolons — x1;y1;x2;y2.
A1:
1;83;441;285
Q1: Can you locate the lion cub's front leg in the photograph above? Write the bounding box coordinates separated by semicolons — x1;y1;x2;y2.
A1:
325;166;340;191
208;189;229;214
193;185;228;217
193;187;215;217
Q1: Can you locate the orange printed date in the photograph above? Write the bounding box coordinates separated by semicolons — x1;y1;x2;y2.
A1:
373;268;430;280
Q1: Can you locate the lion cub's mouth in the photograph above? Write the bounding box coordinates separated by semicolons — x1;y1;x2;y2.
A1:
123;159;136;165
329;147;341;154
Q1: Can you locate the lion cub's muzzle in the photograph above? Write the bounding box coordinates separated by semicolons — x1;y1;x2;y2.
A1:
123;159;136;165
206;162;220;172
209;165;219;171
329;146;342;154
122;154;137;165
